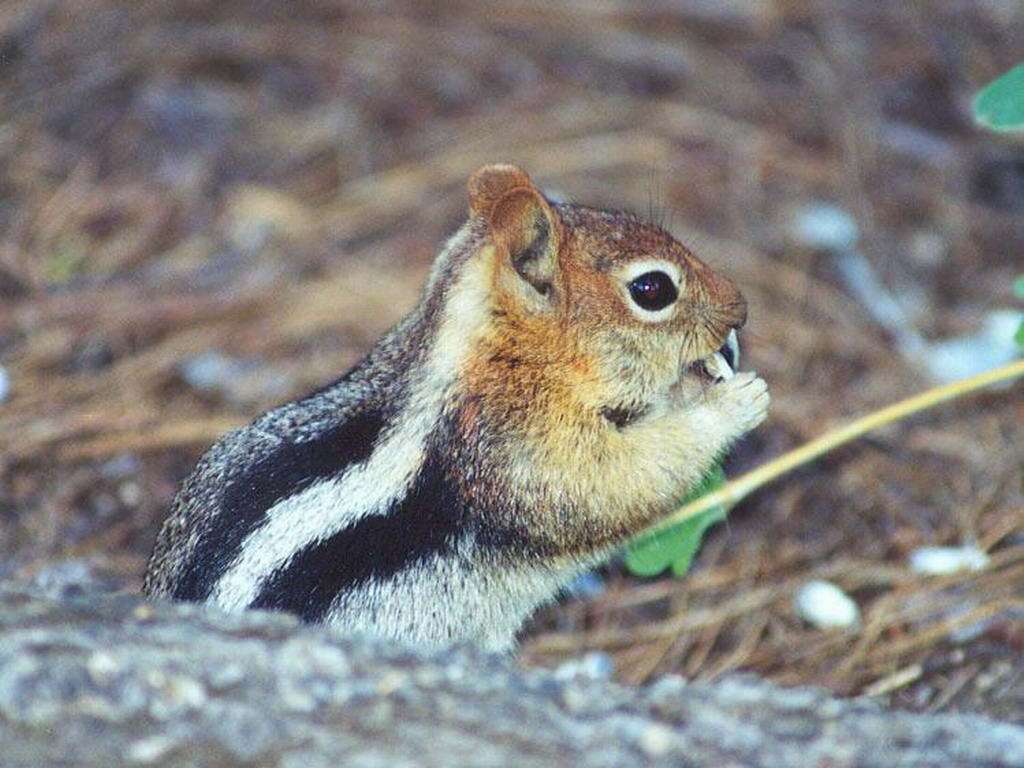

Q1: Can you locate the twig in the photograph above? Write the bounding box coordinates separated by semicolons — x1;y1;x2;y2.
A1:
927;664;978;712
643;359;1024;538
862;664;922;697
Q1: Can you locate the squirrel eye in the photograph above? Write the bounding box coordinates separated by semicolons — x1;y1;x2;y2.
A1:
628;271;678;312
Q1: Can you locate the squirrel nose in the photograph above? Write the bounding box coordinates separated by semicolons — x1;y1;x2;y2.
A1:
702;267;746;330
732;295;748;330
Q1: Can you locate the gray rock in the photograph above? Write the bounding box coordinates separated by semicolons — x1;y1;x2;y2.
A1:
0;584;1021;767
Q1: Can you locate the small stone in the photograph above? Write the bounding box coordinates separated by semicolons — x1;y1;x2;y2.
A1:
128;735;178;764
909;545;990;576
206;663;245;690
554;652;614;681
647;676;688;720
376;671;407;696
0;366;9;403
178;351;247;393
28;561;117;599
100;454;141;480
86;652;119;684
579;652;614;680
794;580;860;629
278;682;316;713
118;481;141;507
637;723;675;757
178;350;293;405
908;229;947;266
559;684;590;713
147;674;207;719
790;203;859;252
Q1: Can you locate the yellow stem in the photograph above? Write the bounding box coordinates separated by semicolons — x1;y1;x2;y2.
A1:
645;358;1024;537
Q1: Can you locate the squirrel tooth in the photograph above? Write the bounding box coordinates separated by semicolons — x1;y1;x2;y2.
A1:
715;351;735;380
725;329;740;370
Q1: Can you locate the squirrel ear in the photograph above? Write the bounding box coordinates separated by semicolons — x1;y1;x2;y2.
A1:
467;164;561;297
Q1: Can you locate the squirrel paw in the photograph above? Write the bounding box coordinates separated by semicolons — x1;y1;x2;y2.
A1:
715;371;770;433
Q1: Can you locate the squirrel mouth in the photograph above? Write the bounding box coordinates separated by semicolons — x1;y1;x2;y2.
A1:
688;329;739;383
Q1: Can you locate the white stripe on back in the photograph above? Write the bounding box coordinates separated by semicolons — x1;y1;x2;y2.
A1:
210;229;489;611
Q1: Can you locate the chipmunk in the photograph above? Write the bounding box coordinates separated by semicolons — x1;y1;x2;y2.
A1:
143;164;769;651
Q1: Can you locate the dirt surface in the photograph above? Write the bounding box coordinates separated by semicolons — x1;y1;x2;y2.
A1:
1;0;1022;721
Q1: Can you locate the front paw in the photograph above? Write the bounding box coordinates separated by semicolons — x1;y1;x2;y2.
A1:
715;371;770;433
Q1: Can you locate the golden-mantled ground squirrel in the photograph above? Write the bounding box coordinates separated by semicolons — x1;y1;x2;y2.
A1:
143;164;769;651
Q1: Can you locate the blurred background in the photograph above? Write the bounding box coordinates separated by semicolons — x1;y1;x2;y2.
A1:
1;0;1022;720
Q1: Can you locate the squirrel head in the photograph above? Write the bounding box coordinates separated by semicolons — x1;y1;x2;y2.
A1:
464;164;747;421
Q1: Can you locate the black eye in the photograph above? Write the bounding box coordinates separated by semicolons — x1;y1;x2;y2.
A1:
628;271;678;312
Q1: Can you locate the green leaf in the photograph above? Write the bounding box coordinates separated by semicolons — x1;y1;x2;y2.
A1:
1015;322;1024;348
974;64;1024;133
624;465;728;578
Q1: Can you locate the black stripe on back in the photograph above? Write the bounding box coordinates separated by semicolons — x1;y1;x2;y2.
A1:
171;409;386;602
248;451;465;622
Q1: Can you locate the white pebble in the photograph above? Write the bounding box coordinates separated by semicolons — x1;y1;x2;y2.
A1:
637;723;674;757
86;651;120;683
909;545;989;576
794;580;860;629
790;203;859;252
178;351;245;392
128;735;177;764
553;652;615;681
0;365;9;402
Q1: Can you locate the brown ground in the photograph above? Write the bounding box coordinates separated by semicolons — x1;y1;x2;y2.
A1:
1;0;1022;721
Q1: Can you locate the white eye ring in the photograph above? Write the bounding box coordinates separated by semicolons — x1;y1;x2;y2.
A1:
618;260;683;323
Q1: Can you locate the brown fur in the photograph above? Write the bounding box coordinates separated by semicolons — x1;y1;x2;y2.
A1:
454;165;767;559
